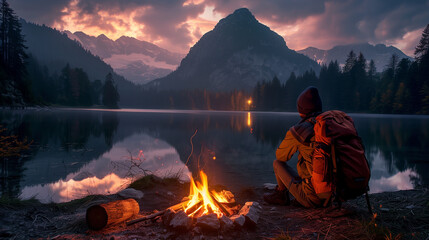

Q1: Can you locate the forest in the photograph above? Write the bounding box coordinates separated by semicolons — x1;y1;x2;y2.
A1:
253;37;429;114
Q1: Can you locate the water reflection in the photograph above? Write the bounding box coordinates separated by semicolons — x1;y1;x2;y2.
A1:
20;133;190;203
0;109;428;203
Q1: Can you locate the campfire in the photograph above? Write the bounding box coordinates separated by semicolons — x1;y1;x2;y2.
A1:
87;170;261;233
184;171;235;218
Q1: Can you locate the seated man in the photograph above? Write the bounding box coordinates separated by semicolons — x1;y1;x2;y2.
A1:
264;86;326;208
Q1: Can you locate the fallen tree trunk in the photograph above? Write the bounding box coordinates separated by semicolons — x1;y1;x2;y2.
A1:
86;198;139;230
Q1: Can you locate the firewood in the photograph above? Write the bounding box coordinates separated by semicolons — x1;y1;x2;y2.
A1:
185;200;203;215
86;198;139;230
126;199;190;226
210;193;233;216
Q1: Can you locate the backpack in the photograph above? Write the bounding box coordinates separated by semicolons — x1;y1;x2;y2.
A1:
291;110;371;209
312;110;371;204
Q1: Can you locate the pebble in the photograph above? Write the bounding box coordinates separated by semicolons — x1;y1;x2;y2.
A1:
117;188;144;199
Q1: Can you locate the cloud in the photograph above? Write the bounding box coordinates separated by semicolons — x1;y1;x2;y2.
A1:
9;0;429;55
10;0;70;25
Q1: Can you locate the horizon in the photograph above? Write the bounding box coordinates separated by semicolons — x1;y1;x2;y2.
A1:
10;1;429;56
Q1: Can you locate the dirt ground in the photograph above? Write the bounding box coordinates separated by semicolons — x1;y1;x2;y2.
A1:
0;176;428;240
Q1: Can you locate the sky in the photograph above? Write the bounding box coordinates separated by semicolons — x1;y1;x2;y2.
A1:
10;0;429;56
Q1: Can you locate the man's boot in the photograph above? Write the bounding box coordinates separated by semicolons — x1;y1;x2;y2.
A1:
263;186;290;205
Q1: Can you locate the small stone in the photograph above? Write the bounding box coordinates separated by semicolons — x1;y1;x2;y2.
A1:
162;209;176;226
230;215;245;227
196;213;220;231
239;202;261;225
263;183;277;190
169;211;192;231
405;205;415;209
380;208;390;212
219;215;234;230
118;188;144;199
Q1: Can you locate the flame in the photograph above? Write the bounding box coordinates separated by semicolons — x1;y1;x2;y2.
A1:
184;171;231;218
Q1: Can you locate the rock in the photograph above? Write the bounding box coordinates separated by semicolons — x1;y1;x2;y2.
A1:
230;215;245;227
118;188;144;199
169;211;193;231
196;213;220;231
239;202;261;225
219;215;234;230
162;209;176;226
263;183;277;190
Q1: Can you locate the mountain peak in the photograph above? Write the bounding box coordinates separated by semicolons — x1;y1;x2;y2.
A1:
216;8;258;28
97;34;110;40
232;8;253;17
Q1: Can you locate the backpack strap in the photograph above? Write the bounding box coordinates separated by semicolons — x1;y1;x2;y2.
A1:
289;118;315;145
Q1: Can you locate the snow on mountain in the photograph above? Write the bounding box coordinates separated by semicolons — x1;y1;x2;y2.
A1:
298;43;412;72
64;31;184;85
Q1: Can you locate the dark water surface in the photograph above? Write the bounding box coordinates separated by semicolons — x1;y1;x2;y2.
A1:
1;108;428;203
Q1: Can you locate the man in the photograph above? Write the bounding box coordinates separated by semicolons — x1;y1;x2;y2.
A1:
264;86;326;208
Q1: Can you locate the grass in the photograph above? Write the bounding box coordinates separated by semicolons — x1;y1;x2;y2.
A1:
0;195;40;208
127;174;183;190
268;230;293;240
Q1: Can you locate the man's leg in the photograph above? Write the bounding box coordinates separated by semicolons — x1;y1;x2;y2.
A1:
272;160;314;208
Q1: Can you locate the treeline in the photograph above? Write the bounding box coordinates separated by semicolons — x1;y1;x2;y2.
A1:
135;88;250;111
26;56;120;107
252;24;429;114
0;0;119;108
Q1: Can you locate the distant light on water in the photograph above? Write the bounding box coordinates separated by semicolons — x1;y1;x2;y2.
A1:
247;112;251;127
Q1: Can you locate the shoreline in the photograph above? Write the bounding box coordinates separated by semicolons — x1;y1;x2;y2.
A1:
1;175;427;239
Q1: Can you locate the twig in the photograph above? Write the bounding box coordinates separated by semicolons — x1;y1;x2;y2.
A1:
126;200;190;226
185;129;198;166
324;224;332;240
126;210;166;226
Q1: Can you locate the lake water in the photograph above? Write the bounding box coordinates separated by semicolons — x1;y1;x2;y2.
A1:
1;108;428;203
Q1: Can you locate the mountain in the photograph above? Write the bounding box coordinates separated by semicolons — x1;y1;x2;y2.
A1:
20;19;140;106
147;8;320;91
64;31;184;85
298;43;412;72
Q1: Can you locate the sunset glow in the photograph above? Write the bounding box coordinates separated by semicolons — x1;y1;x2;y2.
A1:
11;0;428;55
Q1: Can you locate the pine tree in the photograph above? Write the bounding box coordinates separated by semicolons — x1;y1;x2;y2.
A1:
343;51;356;73
102;73;120;108
0;0;26;76
368;59;376;80
415;24;429;62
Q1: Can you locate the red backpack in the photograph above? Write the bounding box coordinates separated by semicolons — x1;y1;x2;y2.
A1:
310;110;371;208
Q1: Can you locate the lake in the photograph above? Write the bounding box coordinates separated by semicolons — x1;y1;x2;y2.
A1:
1;108;428;203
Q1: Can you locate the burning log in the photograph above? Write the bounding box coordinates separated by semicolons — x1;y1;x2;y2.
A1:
126;199;190;226
185;200;203;216
86;198;139;230
210;192;233;216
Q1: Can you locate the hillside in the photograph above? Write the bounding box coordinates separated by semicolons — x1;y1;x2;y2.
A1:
20;19;140;106
65;31;184;85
